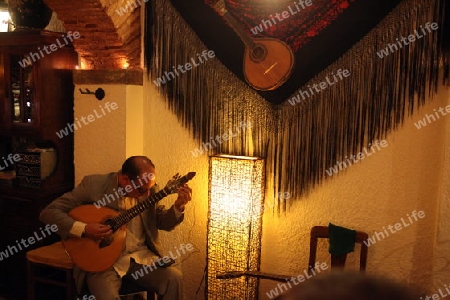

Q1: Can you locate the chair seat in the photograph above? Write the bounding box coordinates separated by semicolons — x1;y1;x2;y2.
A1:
26;241;74;269
27;242;155;299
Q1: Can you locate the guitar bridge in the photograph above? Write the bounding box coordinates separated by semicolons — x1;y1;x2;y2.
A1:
99;235;114;248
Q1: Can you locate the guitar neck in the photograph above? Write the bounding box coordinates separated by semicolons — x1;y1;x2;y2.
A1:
221;10;255;48
109;172;193;231
110;188;168;230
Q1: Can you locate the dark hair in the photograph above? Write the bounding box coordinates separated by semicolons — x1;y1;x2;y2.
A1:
276;272;421;300
121;156;155;180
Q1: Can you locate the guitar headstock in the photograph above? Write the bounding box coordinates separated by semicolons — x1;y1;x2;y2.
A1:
163;172;196;195
213;0;228;16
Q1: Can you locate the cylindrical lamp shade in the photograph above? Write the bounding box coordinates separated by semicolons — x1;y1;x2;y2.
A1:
207;155;265;299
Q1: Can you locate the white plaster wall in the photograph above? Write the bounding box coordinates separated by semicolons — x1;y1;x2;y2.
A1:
126;85;144;157
143;77;449;299
259;87;449;297
74;84;144;184
72;76;449;298
143;81;210;299
433;86;450;292
74;84;127;183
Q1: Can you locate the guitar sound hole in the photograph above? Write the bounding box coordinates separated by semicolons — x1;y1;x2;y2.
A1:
99;234;114;248
250;44;267;62
104;218;117;232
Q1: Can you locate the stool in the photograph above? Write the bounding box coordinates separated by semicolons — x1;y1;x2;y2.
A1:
27;242;157;300
26;241;74;300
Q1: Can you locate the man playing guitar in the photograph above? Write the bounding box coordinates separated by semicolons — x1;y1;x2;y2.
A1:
40;156;192;300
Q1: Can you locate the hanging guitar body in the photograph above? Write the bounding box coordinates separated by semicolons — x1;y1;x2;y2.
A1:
243;38;294;90
63;205;126;272
214;0;295;91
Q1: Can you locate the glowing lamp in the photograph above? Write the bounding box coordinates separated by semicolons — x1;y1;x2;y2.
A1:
206;154;265;299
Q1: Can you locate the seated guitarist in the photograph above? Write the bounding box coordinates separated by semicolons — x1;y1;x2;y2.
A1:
40;156;192;300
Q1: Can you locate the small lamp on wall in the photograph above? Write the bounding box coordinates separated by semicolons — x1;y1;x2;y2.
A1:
206;154;265;299
0;1;10;32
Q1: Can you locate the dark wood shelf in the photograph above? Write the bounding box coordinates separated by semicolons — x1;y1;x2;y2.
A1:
0;30;77;299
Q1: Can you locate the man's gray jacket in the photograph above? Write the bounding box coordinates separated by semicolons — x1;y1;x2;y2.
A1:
39;171;183;294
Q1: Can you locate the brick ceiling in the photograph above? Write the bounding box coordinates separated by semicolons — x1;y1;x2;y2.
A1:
44;0;141;70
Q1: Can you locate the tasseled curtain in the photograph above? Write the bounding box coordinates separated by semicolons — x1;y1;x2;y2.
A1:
144;0;450;211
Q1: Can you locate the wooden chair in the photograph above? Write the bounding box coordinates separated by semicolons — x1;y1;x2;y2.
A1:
308;225;368;273
216;225;369;282
26;241;157;300
27;241;74;300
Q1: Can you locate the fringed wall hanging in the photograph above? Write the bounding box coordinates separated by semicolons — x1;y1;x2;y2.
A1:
144;0;450;212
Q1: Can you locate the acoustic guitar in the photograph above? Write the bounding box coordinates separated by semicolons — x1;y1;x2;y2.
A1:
63;172;196;272
214;0;295;91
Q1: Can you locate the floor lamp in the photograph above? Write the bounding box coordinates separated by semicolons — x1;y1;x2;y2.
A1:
206;154;265;299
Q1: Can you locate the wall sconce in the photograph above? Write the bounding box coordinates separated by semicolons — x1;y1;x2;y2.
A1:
206;154;265;299
79;88;105;100
0;1;10;32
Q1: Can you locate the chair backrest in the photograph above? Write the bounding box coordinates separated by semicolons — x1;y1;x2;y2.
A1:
308;225;368;274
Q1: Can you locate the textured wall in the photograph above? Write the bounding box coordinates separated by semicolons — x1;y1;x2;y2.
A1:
258;89;448;296
44;0;140;69
260;86;449;297
73;80;449;298
73;79;449;298
433;87;450;292
143;78;449;299
143;81;210;299
74;84;127;183
126;85;144;157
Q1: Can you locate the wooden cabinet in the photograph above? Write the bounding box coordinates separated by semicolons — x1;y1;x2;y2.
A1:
0;31;77;299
